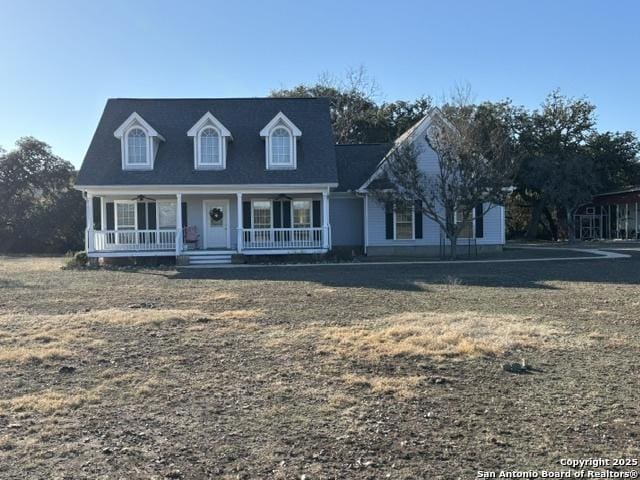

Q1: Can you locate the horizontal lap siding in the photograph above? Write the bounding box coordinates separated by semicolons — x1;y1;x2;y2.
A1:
365;136;505;246
476;205;503;245
367;197;504;246
330;196;363;246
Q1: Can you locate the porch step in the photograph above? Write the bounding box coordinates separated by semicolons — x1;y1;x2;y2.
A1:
187;254;233;266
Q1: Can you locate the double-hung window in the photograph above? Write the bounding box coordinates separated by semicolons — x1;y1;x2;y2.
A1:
252;201;272;243
292;200;312;244
293;200;312;228
115;202;136;244
157;201;177;230
395;206;414;240
455;210;474;238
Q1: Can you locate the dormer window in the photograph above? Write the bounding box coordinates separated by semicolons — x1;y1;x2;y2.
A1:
126;128;148;165
271;127;292;166
114;112;164;170
199;127;221;166
187;112;232;170
260;112;302;170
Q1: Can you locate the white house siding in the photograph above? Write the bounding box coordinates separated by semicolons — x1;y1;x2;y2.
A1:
364;137;505;252
329;195;364;247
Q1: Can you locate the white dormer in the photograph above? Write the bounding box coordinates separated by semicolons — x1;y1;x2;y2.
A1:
260;112;302;170
114;112;164;171
187;112;233;170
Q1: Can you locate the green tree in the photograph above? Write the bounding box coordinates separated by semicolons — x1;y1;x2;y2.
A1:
516;91;597;240
270;67;432;144
0;137;84;253
588;131;640;191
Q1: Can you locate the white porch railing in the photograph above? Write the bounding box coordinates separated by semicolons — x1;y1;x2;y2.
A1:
242;227;325;249
92;229;177;252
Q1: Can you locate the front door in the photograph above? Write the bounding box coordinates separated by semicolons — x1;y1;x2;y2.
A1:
203;200;229;249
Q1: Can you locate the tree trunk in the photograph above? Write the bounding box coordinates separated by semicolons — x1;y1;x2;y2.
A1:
543;207;558;240
525;199;544;240
566;206;576;242
448;232;458;259
556;205;568;240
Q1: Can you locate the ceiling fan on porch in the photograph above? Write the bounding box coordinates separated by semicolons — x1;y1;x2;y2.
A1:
131;194;156;202
272;194;293;201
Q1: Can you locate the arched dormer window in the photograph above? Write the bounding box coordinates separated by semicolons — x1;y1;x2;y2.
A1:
199;127;221;166
187;112;232;170
270;127;291;166
114;112;163;170
260;112;302;170
126;128;148;165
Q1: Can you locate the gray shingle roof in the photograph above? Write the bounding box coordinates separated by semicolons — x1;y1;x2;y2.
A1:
334;143;391;192
76;97;338;186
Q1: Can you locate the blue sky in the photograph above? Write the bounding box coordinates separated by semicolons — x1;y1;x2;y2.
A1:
1;0;639;167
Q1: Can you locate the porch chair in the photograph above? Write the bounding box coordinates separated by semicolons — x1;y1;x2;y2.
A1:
183;225;200;250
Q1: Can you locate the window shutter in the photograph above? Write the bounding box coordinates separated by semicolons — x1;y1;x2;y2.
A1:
273;201;282;228
414;200;423;239
106;202;115;230
242;201;251;229
385;202;394;240
92;197;102;230
137;203;147;230
283;201;291;228
181;202;188;228
312;200;321;228
147;202;157;229
475;204;484;238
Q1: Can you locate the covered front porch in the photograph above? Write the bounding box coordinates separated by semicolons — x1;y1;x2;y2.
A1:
84;188;331;257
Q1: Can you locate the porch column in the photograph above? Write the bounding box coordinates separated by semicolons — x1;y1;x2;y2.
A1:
85;192;94;252
322;190;330;249
175;193;182;256
236;192;243;253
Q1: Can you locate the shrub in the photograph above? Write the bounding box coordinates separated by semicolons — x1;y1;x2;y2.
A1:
64;251;88;268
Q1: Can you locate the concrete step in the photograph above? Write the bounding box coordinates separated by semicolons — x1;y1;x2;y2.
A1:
188;255;232;265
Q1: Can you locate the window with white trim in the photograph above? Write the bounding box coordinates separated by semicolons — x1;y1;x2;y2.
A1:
116;202;136;230
270;127;292;166
394;206;414;240
199;127;221;166
126;128;148;166
157;201;177;229
455;210;474;238
252;201;272;229
293;200;312;228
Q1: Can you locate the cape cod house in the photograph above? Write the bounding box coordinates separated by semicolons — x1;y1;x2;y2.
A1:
75;98;505;265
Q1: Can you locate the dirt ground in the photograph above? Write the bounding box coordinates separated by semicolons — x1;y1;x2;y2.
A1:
0;248;638;479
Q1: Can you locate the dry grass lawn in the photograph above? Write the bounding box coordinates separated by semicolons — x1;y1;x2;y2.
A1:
0;252;638;479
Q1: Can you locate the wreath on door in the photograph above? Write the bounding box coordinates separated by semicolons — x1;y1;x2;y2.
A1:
209;207;224;222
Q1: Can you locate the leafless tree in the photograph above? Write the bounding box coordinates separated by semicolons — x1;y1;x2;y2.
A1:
370;103;518;258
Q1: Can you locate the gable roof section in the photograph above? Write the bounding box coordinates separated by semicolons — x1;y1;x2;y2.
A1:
259;111;302;137
334;143;392;192
76;97;337;187
358;108;443;191
186;111;232;139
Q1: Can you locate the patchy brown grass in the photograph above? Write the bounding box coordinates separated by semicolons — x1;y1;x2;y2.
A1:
322;311;565;359
1;388;100;414
0;252;639;478
0;346;72;363
211;308;263;320
342;373;424;398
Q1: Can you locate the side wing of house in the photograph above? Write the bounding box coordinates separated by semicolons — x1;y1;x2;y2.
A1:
358;112;506;255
